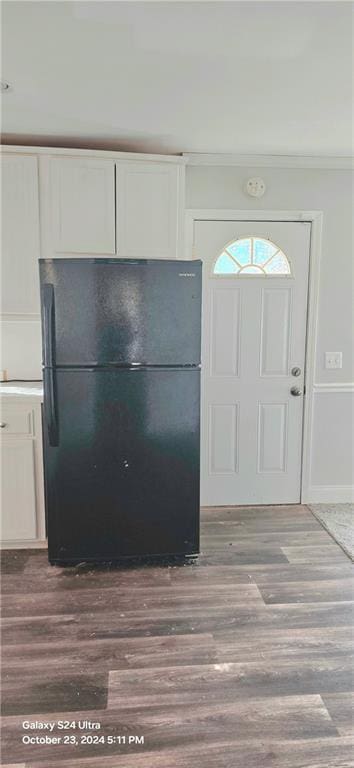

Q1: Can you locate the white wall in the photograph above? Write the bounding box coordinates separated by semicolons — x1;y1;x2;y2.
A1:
1;320;42;380
2;158;352;500
186;164;354;500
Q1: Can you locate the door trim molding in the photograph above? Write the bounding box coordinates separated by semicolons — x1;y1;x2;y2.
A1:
185;208;323;505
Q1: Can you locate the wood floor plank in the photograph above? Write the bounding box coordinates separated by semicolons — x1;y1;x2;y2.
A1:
214;625;354;663
200;504;314;521
197;549;289;565
200;530;330;548
21;736;354;768
282;545;348;563
258;578;354;604
201;518;323;533
322;693;354;736
1;672;108;716
2;763;27;768
0;582;264;619
0;550;30;574
242;563;354;584
2;633;216;673
168;562;354;587
0;696;338;766
23;553;174;581
18;737;354;768
2;565;173;595
22;738;353;768
2;601;354;647
108;656;354;708
3;561;352;597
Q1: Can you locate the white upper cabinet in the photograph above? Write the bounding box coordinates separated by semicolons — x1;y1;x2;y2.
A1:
1;154;40;315
40;156;116;257
116;162;184;259
1;149;185;320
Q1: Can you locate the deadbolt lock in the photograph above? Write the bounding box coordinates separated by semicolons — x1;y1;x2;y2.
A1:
291;366;301;377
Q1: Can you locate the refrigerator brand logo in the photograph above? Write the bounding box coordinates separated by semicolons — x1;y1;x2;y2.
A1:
179;272;196;277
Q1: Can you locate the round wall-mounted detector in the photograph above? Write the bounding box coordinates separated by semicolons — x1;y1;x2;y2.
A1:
0;81;11;93
246;177;266;198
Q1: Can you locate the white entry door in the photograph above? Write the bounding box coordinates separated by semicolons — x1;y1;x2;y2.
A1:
194;220;311;505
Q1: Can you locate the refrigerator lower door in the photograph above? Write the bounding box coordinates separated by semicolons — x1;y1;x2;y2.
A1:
43;368;200;563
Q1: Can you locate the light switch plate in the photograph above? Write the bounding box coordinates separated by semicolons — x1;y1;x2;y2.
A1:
325;352;343;369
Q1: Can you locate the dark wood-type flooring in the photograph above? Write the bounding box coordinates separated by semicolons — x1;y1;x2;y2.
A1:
1;505;354;767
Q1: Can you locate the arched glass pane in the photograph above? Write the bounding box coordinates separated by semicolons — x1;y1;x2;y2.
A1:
227;238;251;266
253;238;277;266
214;252;240;274
265;252;291;274
240;265;263;274
213;237;291;276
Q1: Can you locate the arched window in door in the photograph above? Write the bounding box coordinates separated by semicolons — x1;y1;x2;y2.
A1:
213;237;292;276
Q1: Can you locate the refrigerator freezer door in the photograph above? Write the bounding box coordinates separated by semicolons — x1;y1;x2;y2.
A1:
43;368;200;563
39;259;202;367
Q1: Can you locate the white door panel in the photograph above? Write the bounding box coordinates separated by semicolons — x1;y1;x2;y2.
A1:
195;220;310;505
209;403;239;474
210;287;241;376
260;287;291;376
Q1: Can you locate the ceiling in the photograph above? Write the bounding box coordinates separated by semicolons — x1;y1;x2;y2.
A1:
1;1;353;156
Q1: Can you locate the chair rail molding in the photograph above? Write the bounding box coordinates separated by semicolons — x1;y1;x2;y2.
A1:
313;382;354;393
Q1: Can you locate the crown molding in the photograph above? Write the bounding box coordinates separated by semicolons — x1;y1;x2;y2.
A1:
183;153;354;170
0;144;187;164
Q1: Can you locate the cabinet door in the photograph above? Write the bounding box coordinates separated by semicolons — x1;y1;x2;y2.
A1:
40;157;116;257
116;162;184;259
1;154;40;315
1;438;37;542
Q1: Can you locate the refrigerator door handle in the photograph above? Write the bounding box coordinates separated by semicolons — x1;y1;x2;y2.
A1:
42;283;55;367
44;368;59;447
42;284;58;446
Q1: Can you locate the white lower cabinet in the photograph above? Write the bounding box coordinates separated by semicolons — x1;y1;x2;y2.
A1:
1;438;37;541
1;399;46;548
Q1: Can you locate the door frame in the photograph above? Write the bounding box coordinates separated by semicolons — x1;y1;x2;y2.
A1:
185;208;323;504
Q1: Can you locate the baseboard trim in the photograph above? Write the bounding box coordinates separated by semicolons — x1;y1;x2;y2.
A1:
306;486;354;503
0;539;47;550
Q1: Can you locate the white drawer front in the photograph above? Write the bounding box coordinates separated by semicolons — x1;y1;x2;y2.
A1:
0;404;34;436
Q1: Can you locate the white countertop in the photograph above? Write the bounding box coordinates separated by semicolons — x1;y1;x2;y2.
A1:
0;382;44;399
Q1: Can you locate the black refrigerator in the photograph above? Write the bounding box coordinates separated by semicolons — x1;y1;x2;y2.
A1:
39;258;202;565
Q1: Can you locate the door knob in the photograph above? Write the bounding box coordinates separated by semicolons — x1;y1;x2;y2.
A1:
290;386;302;397
0;422;7;428
291;366;301;377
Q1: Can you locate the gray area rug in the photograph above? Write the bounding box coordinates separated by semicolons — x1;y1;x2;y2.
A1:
308;504;354;561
